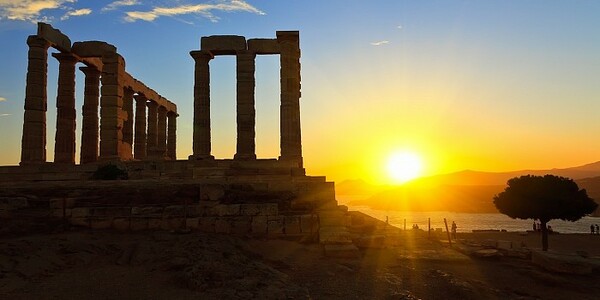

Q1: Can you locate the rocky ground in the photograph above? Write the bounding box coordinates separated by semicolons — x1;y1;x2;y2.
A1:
1;218;600;299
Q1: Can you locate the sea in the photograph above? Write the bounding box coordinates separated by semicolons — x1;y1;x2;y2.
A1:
338;196;600;234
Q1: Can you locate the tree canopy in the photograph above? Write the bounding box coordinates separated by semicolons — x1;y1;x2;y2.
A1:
494;175;597;223
494;175;598;251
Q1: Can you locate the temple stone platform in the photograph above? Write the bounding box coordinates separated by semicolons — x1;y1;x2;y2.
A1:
0;160;358;256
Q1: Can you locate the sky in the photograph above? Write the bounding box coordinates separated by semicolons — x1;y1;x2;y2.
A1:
0;0;599;184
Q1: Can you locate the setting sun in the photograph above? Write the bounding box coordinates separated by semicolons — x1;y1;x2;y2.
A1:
387;151;424;183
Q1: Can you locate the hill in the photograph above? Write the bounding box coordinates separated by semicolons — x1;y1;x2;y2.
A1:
344;161;600;216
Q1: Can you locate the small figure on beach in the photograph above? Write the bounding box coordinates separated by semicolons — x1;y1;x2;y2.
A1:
385;216;389;224
596;224;599;235
451;221;457;239
412;224;419;230
547;225;553;233
533;221;536;232
591;224;595;235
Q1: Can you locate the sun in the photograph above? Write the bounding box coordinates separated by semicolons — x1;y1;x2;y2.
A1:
387;151;424;183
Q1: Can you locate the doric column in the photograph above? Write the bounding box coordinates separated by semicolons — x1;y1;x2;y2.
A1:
189;50;214;160
99;52;126;160
122;88;134;158
234;50;257;160
79;67;101;164
277;31;303;167
21;36;51;165
156;105;167;159
167;111;177;160
133;94;147;160
146;100;158;158
52;53;78;164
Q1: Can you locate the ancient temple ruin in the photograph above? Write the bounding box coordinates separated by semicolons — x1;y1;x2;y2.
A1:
21;23;177;165
1;23;362;258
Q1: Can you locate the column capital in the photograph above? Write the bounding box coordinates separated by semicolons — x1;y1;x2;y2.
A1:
134;93;147;102
236;49;256;57
79;66;101;77
146;100;158;108
190;50;214;61
51;52;79;63
26;35;51;49
167;110;179;118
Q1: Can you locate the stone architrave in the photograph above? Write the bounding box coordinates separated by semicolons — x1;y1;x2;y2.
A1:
167;111;177;160
189;50;214;160
21;36;51;164
234;50;257;160
277;31;303;167
122;88;134;158
99;51;127;160
133;94;147;159
52;52;78;164
79;66;101;164
146;101;158;158
156;105;167;158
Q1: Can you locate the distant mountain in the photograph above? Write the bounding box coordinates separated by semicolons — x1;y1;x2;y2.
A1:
343;161;600;216
411;161;600;186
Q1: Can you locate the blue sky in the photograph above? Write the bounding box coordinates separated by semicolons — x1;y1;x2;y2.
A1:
1;1;600;183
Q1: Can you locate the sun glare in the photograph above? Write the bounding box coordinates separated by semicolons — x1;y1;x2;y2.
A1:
387;151;423;183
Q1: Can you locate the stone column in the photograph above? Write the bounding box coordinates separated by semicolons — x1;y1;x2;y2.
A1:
79;67;101;164
189;50;214;160
167;111;177;160
52;53;78;164
133;94;147;160
99;52;126;160
122;88;134;159
21;36;51;165
277;31;303;167
234;50;257;160
146;100;158;158
156;105;167;159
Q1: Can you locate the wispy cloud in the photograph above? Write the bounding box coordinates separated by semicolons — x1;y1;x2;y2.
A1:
124;0;265;23
370;40;390;46
60;8;91;20
0;0;76;23
397;25;402;30
0;96;6;102
102;0;139;12
0;113;11;117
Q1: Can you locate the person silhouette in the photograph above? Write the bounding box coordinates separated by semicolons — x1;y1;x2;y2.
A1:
592;224;595;235
596;224;599;235
451;221;457;239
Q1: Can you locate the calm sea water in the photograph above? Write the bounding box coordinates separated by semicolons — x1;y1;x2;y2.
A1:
339;196;600;234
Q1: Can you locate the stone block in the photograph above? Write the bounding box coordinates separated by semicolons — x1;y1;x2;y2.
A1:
186;218;199;230
496;240;512;250
70;217;89;227
163;205;186;217
258;203;278;216
90;217;113;229
247;38;280;54
147;217;162;230
51;208;71;218
231;216;252;235
201;35;246;55
24;97;47;111
240;204;260;216
167;218;185;230
251;216;268;235
300;214;318;233
37;22;71;52
267;216;284;235
71;207;90;218
101;85;125;98
0;197;29;210
319;226;352;244
214;204;240;216
26;84;46;99
72;41;117;57
215;218;231;234
49;198;76;209
130;218;148;231
112;218;130;231
131;206;163;216
90;207;131;217
284;216;301;234
199;217;216;232
318;211;347;227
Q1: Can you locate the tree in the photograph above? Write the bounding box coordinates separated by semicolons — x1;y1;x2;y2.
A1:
493;175;597;251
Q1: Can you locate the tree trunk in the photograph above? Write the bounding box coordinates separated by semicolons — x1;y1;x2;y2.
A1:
540;220;548;251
